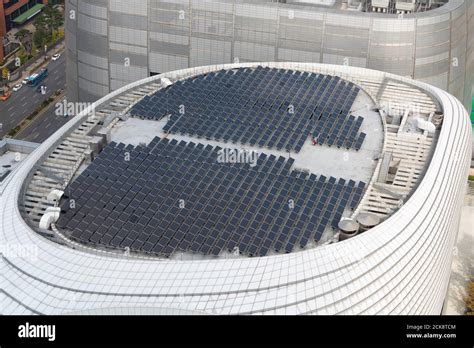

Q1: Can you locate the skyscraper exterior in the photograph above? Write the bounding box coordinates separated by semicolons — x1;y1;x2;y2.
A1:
65;0;473;111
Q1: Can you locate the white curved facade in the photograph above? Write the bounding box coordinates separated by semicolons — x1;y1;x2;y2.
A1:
0;63;471;315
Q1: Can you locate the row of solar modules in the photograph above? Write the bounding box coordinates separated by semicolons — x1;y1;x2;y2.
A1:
57;137;366;258
161;67;332;124
162;68;360;151
133;67;355;125
165;115;309;153
313;114;366;150
130;67;366;152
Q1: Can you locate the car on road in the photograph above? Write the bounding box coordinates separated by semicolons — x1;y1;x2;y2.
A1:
52;54;61;61
22;78;29;85
0;87;11;101
12;84;23;92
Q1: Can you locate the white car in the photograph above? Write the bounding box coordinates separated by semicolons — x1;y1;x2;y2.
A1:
52;54;61;61
12;84;23;92
22;78;29;85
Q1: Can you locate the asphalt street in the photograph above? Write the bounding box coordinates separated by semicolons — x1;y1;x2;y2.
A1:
16;95;70;143
0;55;66;139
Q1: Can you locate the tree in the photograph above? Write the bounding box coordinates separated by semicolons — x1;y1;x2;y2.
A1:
18;46;28;65
47;6;64;35
2;67;9;80
39;5;64;37
32;5;64;49
15;29;32;54
33;28;49;50
15;29;30;43
34;12;48;33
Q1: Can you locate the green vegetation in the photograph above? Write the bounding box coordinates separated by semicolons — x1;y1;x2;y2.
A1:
1;4;64;81
33;5;64;51
15;28;30;40
1;67;9;79
469;176;474;182
7;126;22;137
471;98;474;127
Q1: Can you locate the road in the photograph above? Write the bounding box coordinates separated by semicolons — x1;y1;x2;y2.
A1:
16;96;70;143
0;55;66;139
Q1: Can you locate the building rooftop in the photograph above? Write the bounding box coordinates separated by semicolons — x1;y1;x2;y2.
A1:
18;64;440;261
265;0;449;14
0;139;38;182
1;62;470;315
56;67;378;258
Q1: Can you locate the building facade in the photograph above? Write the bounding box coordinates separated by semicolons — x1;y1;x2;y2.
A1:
0;63;471;314
65;0;474;112
0;0;49;61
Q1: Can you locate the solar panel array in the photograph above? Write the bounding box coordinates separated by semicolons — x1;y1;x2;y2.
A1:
57;138;366;258
130;67;366;152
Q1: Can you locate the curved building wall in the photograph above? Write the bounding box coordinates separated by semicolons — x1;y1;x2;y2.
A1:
65;0;474;111
0;63;471;315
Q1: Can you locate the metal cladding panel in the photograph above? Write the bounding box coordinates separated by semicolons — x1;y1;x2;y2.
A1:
77;62;109;85
66;0;79;101
1;62;471;315
277;48;321;62
66;50;78;81
109;63;148;82
65;0;473;111
109;50;148;67
76;30;109;58
234;41;276;62
78;15;108;36
109;0;148;16
149;52;188;73
78;77;109;98
417;73;449;91
368;57;414;77
323;25;370;55
190;37;232;66
78;1;108;19
109;12;148;31
77;50;109;70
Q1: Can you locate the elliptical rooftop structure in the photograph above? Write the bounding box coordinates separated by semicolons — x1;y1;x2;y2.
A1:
1;62;471;315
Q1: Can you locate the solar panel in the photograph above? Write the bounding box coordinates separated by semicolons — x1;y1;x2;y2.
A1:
130;67;363;154
61;72;370;258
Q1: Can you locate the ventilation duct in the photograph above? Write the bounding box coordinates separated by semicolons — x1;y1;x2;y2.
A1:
338;219;360;240
160;78;173;88
357;213;381;231
39;207;61;230
47;190;64;204
416;118;436;134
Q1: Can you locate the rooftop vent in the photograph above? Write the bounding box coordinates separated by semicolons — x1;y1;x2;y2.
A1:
357;213;381;231
338;219;360;240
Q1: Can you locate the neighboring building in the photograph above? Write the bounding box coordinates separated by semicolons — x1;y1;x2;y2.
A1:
0;62;471;315
0;0;49;61
65;0;473;113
